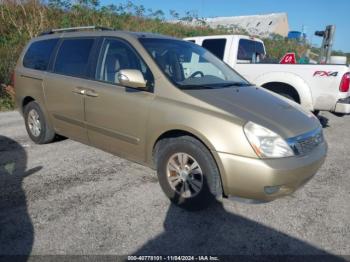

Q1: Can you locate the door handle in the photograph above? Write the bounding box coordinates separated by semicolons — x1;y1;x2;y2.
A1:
72;87;86;95
85;89;99;97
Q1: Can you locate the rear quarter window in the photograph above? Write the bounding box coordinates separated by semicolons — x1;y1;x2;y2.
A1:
54;38;95;78
237;39;265;61
23;39;59;71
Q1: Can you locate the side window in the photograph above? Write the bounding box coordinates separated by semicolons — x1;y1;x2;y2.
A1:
237;39;266;62
96;38;154;87
54;38;94;78
202;39;226;60
23;39;59;71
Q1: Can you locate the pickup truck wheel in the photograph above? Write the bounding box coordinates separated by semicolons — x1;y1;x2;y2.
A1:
24;101;55;144
262;83;300;104
155;136;222;211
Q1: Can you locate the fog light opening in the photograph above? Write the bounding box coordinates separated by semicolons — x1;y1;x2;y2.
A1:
264;185;281;195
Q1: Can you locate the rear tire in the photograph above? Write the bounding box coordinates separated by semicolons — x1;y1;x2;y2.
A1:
155;136;222;211
24;101;55;144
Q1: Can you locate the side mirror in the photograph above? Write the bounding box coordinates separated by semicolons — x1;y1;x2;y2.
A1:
117;69;147;89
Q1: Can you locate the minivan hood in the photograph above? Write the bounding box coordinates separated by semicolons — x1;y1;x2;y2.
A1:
184;86;321;138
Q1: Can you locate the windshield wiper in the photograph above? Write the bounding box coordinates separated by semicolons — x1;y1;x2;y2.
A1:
178;85;216;90
178;82;252;89
218;82;252;87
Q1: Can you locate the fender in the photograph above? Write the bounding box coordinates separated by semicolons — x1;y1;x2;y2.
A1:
145;124;219;166
253;72;314;112
145;124;232;194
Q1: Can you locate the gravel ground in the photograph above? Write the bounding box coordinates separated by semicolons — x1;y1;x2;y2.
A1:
0;110;349;259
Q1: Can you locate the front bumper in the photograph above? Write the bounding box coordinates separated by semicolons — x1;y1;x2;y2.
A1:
334;97;350;114
217;142;327;201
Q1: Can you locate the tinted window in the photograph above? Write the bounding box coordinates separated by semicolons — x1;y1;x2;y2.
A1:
237;39;265;62
23;39;59;70
54;38;94;77
96;38;154;87
202;39;226;60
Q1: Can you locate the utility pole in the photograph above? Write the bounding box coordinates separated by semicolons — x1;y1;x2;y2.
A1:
315;25;336;63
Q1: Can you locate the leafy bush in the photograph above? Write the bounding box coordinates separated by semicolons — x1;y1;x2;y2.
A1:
263;34;309;61
0;85;15;111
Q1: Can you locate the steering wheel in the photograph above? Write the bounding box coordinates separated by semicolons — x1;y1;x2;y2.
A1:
189;71;204;78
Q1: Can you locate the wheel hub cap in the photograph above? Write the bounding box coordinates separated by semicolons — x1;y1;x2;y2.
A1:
180;171;189;180
166;153;203;198
27;109;41;137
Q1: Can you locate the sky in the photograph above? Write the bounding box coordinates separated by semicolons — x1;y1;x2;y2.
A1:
100;0;350;52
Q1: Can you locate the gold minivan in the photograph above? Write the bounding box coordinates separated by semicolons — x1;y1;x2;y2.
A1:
15;26;327;210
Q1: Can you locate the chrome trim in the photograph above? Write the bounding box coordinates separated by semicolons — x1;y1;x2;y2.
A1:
287;126;324;156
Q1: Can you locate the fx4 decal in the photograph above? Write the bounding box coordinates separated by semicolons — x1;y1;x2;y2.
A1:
313;71;338;77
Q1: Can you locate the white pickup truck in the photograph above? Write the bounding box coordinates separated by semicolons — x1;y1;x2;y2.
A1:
184;35;350;115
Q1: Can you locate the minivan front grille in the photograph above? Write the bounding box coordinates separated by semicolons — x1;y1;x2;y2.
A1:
287;127;324;156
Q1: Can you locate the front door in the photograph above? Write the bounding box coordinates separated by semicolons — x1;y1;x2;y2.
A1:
44;38;96;143
84;38;155;162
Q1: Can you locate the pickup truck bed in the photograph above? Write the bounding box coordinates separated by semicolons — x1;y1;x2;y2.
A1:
236;63;350;113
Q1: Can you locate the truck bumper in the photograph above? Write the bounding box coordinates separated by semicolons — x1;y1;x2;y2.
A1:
334;97;350;114
217;142;327;201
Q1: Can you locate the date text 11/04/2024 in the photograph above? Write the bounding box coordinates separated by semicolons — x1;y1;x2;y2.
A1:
127;256;219;261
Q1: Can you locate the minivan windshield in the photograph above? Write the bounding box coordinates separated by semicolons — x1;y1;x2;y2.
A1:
139;38;250;89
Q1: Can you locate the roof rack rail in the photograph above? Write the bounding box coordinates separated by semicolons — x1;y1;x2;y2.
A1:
39;26;113;36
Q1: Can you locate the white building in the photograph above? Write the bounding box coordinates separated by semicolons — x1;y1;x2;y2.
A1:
178;13;290;37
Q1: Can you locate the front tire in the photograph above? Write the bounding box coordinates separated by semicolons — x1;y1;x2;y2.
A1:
24;101;55;144
155;136;222;211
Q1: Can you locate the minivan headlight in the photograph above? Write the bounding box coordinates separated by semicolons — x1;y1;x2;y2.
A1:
244;122;294;158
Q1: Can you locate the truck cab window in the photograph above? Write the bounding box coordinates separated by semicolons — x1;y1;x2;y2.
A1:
202;39;226;60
